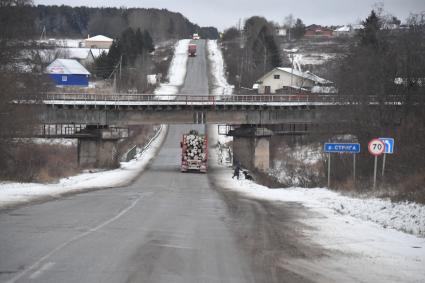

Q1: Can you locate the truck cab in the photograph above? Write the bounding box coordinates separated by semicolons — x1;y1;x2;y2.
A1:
188;44;197;57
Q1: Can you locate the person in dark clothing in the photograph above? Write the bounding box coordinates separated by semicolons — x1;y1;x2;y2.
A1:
232;163;241;179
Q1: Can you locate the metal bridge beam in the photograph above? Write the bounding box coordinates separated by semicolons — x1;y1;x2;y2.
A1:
39;106;357;125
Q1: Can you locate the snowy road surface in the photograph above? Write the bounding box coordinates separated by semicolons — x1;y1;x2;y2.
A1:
0;39;424;283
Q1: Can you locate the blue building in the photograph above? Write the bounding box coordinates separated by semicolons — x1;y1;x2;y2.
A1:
46;59;90;87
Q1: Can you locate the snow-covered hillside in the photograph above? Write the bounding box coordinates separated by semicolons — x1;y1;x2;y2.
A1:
154;39;190;98
207;40;233;95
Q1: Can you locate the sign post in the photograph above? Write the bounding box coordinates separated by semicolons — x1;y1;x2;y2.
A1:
324;143;361;188
381;153;386;177
328;153;331;188
379;138;394;178
368;139;385;189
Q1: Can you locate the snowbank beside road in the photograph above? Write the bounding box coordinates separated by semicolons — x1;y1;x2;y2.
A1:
155;39;190;98
213;167;425;282
0;126;167;208
207;40;233;95
217;168;425;238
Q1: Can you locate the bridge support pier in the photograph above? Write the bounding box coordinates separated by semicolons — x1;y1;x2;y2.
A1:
78;139;119;169
77;126;128;169
229;126;273;172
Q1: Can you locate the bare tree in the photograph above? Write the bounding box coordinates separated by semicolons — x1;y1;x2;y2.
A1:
0;0;49;180
284;14;295;40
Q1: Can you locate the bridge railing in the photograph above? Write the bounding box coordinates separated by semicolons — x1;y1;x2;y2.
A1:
44;93;348;103
42;93;423;105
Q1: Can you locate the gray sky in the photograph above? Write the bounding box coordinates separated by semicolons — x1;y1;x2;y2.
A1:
34;0;425;31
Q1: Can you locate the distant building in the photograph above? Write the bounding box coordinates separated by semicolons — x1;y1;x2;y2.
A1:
275;26;288;37
352;24;364;32
334;24;365;37
84;35;113;49
46;59;90;87
256;67;334;94
334;25;352;37
67;49;95;66
305;25;333;37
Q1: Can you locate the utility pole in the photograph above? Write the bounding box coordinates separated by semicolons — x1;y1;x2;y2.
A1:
113;73;117;93
239;20;244;91
40;25;46;41
290;52;294;93
284;48;298;94
119;55;122;93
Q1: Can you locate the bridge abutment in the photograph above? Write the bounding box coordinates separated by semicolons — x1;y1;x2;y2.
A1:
78;139;119;169
230;126;273;172
77;127;127;169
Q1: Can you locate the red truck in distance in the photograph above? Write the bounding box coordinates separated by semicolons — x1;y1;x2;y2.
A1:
188;44;197;57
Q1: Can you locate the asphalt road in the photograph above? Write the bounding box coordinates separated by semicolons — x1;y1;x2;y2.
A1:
0;40;258;283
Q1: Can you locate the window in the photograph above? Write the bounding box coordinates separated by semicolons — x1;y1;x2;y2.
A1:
62;75;68;82
274;74;280;79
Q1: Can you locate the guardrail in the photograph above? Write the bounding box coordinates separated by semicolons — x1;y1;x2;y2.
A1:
15;92;421;106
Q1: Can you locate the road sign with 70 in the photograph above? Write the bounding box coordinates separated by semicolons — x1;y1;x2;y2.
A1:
368;139;385;156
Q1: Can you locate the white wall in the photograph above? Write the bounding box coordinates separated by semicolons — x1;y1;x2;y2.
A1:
258;69;315;94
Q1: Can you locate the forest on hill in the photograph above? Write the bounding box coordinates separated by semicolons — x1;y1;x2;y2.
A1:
12;5;219;40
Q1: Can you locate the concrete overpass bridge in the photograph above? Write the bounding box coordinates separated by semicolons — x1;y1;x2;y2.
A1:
17;92;422;169
33;93;421;126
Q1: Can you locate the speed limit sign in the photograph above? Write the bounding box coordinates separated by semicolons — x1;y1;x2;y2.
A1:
368;139;385;156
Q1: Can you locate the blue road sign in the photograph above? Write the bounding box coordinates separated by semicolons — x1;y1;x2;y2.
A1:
379;138;394;154
324;143;361;153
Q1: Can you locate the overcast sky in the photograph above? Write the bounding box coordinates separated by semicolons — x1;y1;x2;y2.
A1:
34;0;425;30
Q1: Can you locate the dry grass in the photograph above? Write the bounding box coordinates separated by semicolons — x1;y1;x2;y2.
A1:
269;139;326;188
0;142;78;183
269;137;425;204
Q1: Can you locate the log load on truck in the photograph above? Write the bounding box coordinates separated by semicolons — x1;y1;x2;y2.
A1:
188;44;197;57
181;130;208;173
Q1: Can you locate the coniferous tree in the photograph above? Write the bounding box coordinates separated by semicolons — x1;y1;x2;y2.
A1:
360;10;381;47
143;30;154;52
292;18;306;39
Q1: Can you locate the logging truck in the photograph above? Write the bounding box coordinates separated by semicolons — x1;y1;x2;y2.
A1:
181;130;208;173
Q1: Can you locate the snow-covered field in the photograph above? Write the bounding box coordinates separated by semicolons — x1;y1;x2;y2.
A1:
207;40;233;95
13;138;77;147
292;52;337;67
37;39;83;48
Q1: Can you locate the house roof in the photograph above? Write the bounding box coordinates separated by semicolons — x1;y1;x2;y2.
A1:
335;26;351;32
85;35;113;42
90;48;109;58
65;48;92;60
352;24;364;30
306;24;333;32
63;48;109;59
257;67;332;85
46;59;90;75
